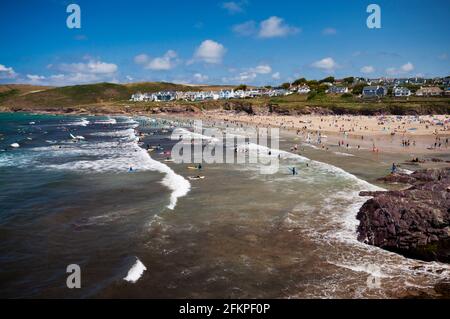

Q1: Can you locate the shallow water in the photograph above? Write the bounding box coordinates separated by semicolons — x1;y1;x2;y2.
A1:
0;113;448;298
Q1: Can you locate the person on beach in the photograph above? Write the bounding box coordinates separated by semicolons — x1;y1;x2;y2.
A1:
391;163;397;174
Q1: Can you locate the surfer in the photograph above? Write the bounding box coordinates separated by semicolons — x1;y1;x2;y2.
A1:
129;166;134;172
289;167;298;175
391;163;397;174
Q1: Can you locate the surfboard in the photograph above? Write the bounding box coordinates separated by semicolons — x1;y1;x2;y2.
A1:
188;176;205;180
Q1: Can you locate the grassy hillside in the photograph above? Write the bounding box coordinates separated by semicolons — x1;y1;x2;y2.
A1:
0;82;191;110
0;84;52;103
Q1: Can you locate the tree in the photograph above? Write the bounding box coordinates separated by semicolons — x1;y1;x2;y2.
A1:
319;76;335;84
235;84;247;91
352;83;367;95
342;77;354;85
341;93;353;99
281;82;291;90
317;84;329;93
404;84;421;93
306;80;319;90
292;77;307;86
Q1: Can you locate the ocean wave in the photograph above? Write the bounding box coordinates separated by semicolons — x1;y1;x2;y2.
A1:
95;118;117;125
3;116;190;210
68;118;90;127
123;257;147;283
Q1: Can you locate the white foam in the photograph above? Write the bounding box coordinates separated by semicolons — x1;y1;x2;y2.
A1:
123;258;147;283
68;118;90;127
47;120;189;210
95;118;117;125
139;148;191;210
334;152;355;157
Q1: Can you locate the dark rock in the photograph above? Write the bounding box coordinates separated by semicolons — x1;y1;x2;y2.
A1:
357;168;450;263
223;101;254;114
434;281;450;298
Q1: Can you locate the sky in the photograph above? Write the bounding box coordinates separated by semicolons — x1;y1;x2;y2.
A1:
0;0;449;86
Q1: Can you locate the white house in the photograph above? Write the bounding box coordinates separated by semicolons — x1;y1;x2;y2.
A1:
393;87;411;97
297;85;311;94
219;90;235;99
130;93;146;102
326;86;349;94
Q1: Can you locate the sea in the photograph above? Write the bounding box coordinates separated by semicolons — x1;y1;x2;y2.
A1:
0;112;448;298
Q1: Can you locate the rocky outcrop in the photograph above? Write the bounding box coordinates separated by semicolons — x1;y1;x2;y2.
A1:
152;105;200;114
357;168;450;263
223;101;255;114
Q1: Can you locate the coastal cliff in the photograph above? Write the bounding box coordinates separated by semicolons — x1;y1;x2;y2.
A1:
357;168;450;263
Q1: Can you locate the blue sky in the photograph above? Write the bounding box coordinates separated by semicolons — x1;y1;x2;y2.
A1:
0;0;449;86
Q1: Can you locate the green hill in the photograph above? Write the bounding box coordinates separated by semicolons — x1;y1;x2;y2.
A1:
0;82;190;110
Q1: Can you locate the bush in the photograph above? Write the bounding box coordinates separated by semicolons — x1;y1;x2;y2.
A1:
341;93;353;98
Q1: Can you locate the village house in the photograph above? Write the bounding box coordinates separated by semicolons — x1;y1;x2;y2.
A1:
415;86;443;96
219;90;235;99
362;86;388;98
393;87;411;97
297;85;311;94
326;86;349;94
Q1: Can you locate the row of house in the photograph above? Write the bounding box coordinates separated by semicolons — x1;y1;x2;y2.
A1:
130;83;449;102
130;88;298;102
362;86;448;98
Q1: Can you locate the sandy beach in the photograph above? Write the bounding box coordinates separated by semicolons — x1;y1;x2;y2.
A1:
190;112;450;156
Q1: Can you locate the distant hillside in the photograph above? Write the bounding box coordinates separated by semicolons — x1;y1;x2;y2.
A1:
0;84;53;103
0;82;191;109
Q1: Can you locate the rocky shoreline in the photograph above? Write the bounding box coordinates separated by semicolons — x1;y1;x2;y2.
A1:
357;168;450;264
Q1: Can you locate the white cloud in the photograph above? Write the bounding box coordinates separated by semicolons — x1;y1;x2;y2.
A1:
193;73;209;83
251;64;272;74
26;74;46;82
232;21;257;36
386;62;415;75
259;16;300;38
148;51;178;70
194;40;227;64
438;53;448;60
233;17;299;38
322;27;337;35
360;65;375;74
221;1;245;14
223;64;273;84
0;64;17;79
134;50;179;71
59;60;118;75
236;72;257;82
311;57;338;71
126;75;134;82
272;72;281;80
23;58;118;86
401;62;414;72
134;54;149;64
